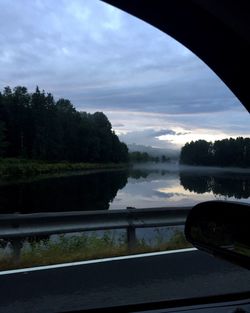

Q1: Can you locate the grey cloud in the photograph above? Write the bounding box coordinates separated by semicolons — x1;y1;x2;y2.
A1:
176;132;191;135
112;123;124;127
149;129;176;136
119;129;177;148
167;109;250;136
153;191;185;199
106;108;250;147
129;128;176;138
0;0;242;116
0;0;249;146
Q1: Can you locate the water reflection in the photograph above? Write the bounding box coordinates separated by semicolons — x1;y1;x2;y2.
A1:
179;171;250;199
0;166;249;213
110;166;250;209
0;170;127;213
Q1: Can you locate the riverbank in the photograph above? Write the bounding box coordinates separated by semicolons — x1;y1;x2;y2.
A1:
0;158;128;179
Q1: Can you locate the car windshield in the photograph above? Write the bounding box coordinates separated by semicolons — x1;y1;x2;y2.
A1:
0;1;249;312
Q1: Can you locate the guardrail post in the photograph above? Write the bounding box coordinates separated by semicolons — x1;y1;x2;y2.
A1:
127;226;137;250
10;238;23;264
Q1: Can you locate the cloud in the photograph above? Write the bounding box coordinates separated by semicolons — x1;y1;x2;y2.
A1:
153;191;185;199
112;123;124;128
152;129;176;136
0;0;249;149
119;128;178;148
0;0;242;114
103;109;250;148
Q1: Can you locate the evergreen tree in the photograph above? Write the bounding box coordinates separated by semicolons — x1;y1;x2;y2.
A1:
0;86;128;163
180;138;250;167
0;122;7;156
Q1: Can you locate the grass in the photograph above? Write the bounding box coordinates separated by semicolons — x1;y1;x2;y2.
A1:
0;229;192;271
0;158;127;179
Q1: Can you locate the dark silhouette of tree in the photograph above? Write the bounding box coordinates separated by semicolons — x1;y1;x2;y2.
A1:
180;138;250;168
0;122;7;156
180;140;212;166
129;151;166;163
161;155;170;162
0;86;128;163
129;151;151;163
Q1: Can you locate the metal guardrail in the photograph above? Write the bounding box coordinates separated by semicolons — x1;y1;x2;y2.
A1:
0;207;191;238
0;207;191;263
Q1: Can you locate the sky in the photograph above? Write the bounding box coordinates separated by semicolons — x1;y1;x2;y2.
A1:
0;0;249;150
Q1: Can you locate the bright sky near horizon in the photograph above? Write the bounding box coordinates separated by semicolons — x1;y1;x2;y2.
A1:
0;0;249;149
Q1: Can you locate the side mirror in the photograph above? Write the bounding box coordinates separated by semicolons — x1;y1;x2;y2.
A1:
185;201;250;270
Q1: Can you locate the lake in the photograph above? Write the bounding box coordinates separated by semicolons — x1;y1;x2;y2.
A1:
0;163;249;213
1;163;249;270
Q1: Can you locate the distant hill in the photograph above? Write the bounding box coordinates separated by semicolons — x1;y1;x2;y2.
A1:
127;144;180;159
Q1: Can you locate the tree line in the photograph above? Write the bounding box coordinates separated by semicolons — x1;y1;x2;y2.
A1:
129;151;170;163
0;86;128;163
180;138;250;167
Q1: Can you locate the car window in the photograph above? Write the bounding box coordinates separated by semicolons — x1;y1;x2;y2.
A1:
0;1;249;312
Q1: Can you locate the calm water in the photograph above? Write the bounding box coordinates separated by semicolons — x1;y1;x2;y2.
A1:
1;164;249;270
0;164;249;213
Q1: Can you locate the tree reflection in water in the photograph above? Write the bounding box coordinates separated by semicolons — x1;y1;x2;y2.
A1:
179;171;250;199
0;170;128;213
0;167;249;214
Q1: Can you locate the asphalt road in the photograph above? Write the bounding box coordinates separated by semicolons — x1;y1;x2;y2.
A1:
0;250;249;313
